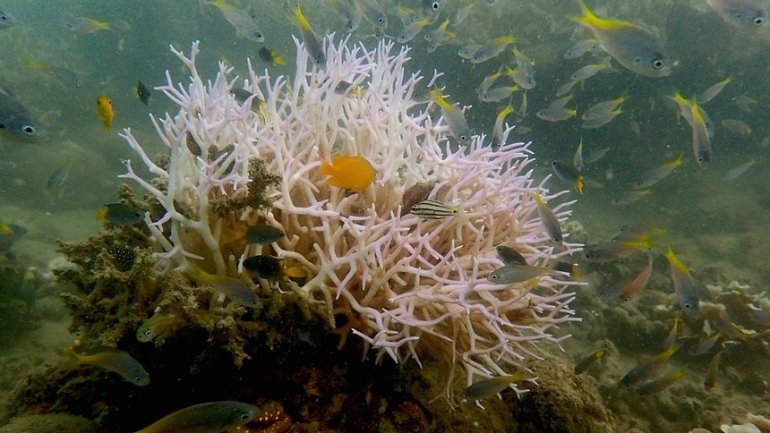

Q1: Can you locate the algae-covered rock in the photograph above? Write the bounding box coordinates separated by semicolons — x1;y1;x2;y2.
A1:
507;358;616;433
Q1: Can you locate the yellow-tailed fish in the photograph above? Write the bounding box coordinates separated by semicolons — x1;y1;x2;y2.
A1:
612;224;665;246
136;313;181;343
96;95;114;129
721;119;752;136
582;95;626;119
664;247;700;317
68;348;150;386
660;314;680;351
563;38;600;59
636;370;684;395
293;6;326;67
611;189;651;206
425;18;454;52
723;159;756;181
327;0;362;32
518;90;528;120
704;350;722;391
582;107;622;129
707;0;767;28
187;266;261;308
0;9;15;29
492;101;515;144
134;401;260;433
620;343;679;387
689;97;712;166
488;262;551;284
532;193;563;243
96;203;144;226
583;241;638;263
427;88;472;145
458;43;482;60
231;88;267;122
471;34;515;64
453;3;473;25
619;254;653;302
556;80;578;97
574;348;606;374
464;373;526;399
258;47;286;66
571;1;671;77
633;153;684;189
551;160;584;193
569;56;613;81
409;199;458;219
477;66;506;95
496;245;528;266
319;155;376;192
209;0;264;42
64;17;111;34
479;85;518;103
511;48;536;89
687;331;721;356
537;95;577;122
351;0;388;28
397;17;430;43
699;77;731;104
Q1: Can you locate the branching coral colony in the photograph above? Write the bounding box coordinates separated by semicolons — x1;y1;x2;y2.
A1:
120;37;582;405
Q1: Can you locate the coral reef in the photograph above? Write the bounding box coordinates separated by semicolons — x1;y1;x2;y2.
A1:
119;36;581;402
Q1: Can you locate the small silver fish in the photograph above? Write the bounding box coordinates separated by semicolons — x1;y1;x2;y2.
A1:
707;0;767;28
570;57;613;81
633;154;684;189
64;16;111;34
698;77;731;104
471;34;515;64
69;349;150;386
410;199;458;219
210;0;264;42
0;9;16;29
664;248;700;317
488;263;552;284
532;194;562;244
563;38;600;59
496;245;528;266
352;0;388;28
720;119;752;136
611;189;651;206
722;159;756;181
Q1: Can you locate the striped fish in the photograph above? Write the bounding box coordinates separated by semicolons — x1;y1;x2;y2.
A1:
410;199;458;219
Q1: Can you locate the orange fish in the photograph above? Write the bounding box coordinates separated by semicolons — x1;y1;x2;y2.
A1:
96;95;114;128
319;155;375;192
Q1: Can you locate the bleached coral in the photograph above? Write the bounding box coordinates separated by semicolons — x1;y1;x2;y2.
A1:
120;36;582;404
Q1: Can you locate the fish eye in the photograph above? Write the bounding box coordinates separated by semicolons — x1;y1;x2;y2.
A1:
754;16;765;25
240;413;250;420
378;16;385;24
432;2;440;10
0;14;8;21
22;125;36;135
651;59;665;70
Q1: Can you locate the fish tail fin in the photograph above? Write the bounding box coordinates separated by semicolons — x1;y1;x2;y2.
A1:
95;206;108;221
62;346;84;369
427;87;451;110
575;176;585;193
274;53;287;65
571;0;598;26
293;5;312;31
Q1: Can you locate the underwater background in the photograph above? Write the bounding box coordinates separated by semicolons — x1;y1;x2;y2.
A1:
1;0;770;432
